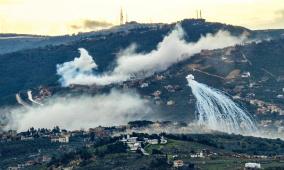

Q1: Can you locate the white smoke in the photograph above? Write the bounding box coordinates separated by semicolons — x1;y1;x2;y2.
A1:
15;93;29;108
57;48;98;86
27;90;43;106
186;74;258;136
5;90;153;132
57;25;247;86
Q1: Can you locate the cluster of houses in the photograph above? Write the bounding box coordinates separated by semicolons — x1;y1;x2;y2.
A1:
249;99;284;116
7;155;51;170
50;134;70;143
172;153;263;169
33;86;52;102
1;120;181;145
0;127;72;143
117;70;182;107
189;149;215;158
151;89;177;106
0;130;17;142
120;134;167;154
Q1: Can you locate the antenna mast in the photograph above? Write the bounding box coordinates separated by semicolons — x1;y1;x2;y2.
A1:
120;7;124;25
125;11;128;23
196;10;199;19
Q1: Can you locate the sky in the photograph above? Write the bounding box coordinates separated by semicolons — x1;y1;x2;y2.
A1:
0;0;284;35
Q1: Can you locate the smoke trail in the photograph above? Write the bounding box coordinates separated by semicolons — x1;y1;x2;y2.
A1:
5;90;153;132
57;25;247;86
15;93;29;108
186;74;258;135
27;90;43;106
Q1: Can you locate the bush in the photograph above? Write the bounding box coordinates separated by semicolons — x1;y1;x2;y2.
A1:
152;149;163;155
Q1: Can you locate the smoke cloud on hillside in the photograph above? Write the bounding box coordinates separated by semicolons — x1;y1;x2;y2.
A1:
57;48;98;86
5;90;153;131
57;25;247;86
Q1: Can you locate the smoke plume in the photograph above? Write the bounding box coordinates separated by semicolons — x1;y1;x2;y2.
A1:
5;90;153;132
186;74;257;136
27;90;43;106
71;20;113;30
57;25;247;86
57;48;98;86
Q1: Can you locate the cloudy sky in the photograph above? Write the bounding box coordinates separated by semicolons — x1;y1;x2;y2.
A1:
0;0;283;35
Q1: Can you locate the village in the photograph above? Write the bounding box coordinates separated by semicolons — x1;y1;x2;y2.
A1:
1;120;284;169
0;17;283;170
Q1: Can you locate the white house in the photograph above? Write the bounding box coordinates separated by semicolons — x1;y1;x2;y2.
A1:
7;167;20;170
51;135;69;143
140;83;149;88
245;163;261;170
148;139;158;145
125;134;138;143
121;135;141;151
241;72;251;78
120;137;127;143
128;142;141;151
20;136;34;141
190;151;205;158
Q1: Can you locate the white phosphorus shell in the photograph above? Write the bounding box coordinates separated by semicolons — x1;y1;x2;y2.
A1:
186;74;195;81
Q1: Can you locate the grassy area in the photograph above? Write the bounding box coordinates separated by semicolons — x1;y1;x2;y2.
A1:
144;139;284;170
195;159;284;170
194;158;243;170
144;139;220;155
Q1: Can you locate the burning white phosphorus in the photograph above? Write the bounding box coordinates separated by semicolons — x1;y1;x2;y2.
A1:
57;25;247;86
15;93;29;108
27;90;43;106
186;74;258;135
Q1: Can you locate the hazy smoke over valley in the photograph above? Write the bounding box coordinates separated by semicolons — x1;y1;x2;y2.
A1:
57;25;247;86
5;90;153;131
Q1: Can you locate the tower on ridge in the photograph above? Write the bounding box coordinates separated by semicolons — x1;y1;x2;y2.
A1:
120;7;124;25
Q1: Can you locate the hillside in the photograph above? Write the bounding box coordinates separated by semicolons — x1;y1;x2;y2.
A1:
52;37;284;134
0;19;284;133
1;18;284;170
0;19;253;106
